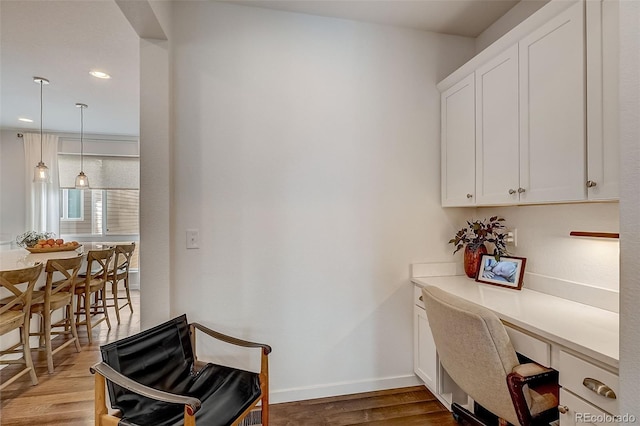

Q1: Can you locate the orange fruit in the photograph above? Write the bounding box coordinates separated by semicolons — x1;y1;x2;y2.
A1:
55;239;64;245
46;239;55;245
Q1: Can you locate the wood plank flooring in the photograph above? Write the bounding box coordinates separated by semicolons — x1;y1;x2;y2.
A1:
0;291;456;425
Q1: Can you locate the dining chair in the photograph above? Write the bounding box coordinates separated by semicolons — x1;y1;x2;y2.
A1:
29;255;83;373
0;263;43;390
105;243;135;324
73;248;114;343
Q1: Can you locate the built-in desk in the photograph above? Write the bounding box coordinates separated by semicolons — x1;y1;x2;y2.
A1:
411;274;620;424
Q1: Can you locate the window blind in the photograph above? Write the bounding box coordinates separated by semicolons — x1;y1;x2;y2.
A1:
58;155;139;189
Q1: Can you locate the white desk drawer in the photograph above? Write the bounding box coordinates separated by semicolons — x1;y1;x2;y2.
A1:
559;388;609;426
559;351;618;415
505;325;551;367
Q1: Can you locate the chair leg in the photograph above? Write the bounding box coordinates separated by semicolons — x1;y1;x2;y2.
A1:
102;287;112;330
22;315;38;385
124;276;133;313
112;280;121;325
68;303;81;352
44;309;54;374
85;293;93;344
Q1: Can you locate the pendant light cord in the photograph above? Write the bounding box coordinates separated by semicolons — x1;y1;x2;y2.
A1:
80;106;84;172
39;79;43;163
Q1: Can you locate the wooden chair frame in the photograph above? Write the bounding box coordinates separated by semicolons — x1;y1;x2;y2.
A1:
0;263;43;390
75;248;114;343
30;255;83;373
105;243;135;324
91;321;271;426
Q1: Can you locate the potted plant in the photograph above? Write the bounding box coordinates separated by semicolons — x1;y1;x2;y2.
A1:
16;231;55;248
449;216;508;278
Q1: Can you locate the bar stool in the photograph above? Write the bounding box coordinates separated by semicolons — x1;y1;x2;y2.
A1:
74;248;114;343
0;263;43;389
30;255;83;373
106;243;135;324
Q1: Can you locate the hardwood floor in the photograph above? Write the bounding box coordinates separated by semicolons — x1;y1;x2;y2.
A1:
0;290;456;426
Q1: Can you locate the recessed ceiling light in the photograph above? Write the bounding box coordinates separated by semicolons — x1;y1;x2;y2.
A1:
90;70;111;79
19;117;34;123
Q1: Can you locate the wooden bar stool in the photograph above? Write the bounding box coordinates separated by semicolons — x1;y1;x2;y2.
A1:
74;248;114;343
0;263;43;390
106;243;135;324
30;255;83;373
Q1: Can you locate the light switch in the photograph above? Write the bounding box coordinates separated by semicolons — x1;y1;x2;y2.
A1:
186;229;199;249
506;228;517;247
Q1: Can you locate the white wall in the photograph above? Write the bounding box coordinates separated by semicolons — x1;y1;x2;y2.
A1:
619;0;640;414
0;130;26;244
168;1;474;401
479;203;619;291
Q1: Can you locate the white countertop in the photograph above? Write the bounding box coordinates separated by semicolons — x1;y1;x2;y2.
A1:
0;247;84;271
412;275;619;369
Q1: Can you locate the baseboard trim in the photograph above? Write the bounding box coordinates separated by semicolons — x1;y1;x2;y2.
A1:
269;374;422;404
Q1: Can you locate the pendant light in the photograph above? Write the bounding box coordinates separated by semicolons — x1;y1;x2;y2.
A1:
74;103;90;189
33;76;50;183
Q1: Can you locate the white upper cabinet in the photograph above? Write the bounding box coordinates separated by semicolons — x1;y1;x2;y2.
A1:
518;2;587;204
586;0;619;200
475;45;520;205
441;74;476;207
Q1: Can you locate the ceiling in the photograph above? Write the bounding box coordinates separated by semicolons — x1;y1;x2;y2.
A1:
0;0;519;137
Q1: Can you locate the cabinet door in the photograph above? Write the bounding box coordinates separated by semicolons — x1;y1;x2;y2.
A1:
414;307;438;392
442;74;475;207
519;2;587;203
559;389;609;426
475;45;520;205
586;0;619;200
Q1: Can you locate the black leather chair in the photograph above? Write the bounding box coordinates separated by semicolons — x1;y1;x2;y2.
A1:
91;314;271;426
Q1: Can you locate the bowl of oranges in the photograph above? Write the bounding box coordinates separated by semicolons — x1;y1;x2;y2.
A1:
16;231;81;253
26;238;81;253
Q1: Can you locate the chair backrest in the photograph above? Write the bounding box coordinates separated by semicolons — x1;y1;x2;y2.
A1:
45;255;83;299
421;286;520;425
100;314;194;410
112;243;135;276
0;263;44;325
84;248;114;287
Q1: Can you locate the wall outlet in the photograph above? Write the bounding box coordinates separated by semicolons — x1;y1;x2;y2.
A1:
506;228;517;247
186;229;199;249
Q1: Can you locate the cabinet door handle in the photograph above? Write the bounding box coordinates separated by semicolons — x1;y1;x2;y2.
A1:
558;405;569;414
517;187;526;193
583;378;617;399
419;296;423;302
466;193;473;199
508;189;516;195
587;180;598;188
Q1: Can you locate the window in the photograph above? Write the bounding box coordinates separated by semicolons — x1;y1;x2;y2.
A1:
58;153;139;236
60;189;84;221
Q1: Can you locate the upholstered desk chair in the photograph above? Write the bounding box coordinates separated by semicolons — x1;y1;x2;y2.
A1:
74;248;114;343
0;263;43;389
421;286;559;426
30;255;83;373
105;242;135;324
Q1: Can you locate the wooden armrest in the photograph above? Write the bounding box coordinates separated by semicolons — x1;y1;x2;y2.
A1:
190;322;272;355
90;362;202;414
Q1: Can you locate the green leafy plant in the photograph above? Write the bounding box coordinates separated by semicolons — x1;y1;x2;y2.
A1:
449;216;508;260
16;231;55;248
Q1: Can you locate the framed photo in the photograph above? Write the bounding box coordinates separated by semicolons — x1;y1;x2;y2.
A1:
476;255;526;290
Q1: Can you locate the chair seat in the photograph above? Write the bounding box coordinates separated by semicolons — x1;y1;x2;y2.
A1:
30;291;74;313
0;310;25;335
74;279;105;294
116;363;261;426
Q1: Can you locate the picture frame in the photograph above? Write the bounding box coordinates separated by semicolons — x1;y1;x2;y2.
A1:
476;255;527;290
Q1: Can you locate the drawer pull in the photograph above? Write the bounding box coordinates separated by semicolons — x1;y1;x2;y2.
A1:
583;377;617;399
558;405;569;414
419;296;423;302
